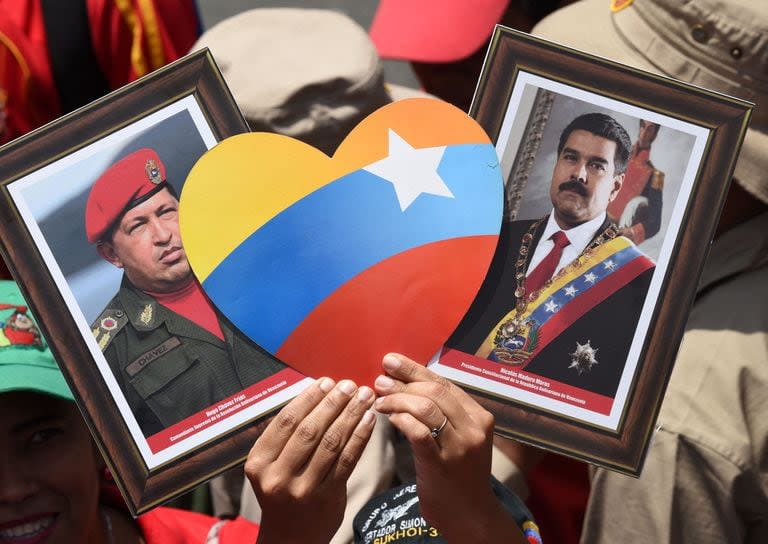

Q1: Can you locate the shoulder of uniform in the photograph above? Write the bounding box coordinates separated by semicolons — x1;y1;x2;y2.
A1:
650;168;665;190
91;308;129;351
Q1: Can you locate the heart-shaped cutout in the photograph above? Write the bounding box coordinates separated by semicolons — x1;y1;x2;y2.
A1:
180;98;502;387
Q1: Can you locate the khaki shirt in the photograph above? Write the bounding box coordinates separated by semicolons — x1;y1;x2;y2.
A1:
93;278;287;436
581;213;768;543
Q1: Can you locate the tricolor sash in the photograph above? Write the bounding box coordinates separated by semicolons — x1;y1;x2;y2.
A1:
477;236;654;365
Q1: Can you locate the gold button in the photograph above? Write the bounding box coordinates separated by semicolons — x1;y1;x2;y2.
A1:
691;23;709;43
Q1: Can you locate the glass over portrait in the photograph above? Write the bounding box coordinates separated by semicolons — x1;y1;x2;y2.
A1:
0;51;311;513
429;28;751;475
436;73;707;431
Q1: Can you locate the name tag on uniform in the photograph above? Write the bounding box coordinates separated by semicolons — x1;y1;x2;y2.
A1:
125;337;182;377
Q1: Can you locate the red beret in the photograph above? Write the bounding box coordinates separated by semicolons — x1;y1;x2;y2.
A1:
85;148;167;243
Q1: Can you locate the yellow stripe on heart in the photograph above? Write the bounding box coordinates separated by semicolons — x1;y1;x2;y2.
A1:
180;99;493;282
180;133;352;282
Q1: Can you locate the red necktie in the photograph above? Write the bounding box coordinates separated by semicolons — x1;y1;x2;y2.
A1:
525;230;570;296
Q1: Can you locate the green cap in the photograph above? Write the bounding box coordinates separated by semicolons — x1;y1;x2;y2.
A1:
0;280;74;401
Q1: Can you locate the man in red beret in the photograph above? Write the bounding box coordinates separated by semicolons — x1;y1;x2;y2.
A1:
85;148;287;437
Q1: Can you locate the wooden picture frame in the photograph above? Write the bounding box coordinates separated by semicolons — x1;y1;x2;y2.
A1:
0;49;309;514
432;27;753;475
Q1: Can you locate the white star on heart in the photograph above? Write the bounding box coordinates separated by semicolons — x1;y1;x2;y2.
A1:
584;272;597;284
603;260;616;271
564;285;578;297
545;299;558;313
363;129;454;211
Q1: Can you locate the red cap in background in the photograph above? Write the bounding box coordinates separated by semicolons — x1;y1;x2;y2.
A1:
369;0;510;62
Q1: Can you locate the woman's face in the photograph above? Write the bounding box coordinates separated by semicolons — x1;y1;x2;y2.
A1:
0;392;105;544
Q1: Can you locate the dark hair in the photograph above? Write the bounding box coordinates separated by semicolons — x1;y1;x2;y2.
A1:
557;113;632;175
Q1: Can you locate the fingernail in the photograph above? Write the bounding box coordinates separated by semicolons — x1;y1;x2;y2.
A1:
361;410;375;426
317;377;334;392
375;375;394;389
382;354;401;372
357;386;374;402
374;397;385;409
338;380;356;395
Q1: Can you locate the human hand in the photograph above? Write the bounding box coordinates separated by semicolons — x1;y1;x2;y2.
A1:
373;353;525;543
246;377;376;544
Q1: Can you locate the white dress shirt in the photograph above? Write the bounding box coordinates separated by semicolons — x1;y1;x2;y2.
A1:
526;212;607;280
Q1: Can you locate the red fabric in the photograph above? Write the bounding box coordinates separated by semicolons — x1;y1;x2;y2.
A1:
100;481;260;542
85;0;200;87
607;148;652;221
138;508;260;544
0;0;61;143
148;279;225;341
525;453;590;544
525;231;570;295
0;0;199;144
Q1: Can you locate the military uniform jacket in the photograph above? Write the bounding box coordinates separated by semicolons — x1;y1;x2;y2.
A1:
448;216;654;398
581;212;768;544
93;277;287;436
607;147;664;243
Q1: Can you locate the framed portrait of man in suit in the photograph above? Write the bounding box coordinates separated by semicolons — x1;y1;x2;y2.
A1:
431;28;752;474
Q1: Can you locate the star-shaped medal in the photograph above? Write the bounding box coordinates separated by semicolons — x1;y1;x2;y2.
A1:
569;340;599;374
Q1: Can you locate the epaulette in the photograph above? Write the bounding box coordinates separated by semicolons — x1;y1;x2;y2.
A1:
651;169;665;190
91;308;129;351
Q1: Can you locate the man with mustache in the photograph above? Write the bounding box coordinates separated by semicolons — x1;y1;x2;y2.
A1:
86;148;287;436
449;112;655;398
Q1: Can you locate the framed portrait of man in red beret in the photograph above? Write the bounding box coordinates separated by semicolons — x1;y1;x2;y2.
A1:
431;27;752;475
0;50;309;514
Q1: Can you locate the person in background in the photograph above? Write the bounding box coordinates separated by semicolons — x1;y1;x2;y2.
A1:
369;0;575;111
190;7;425;156
0;0;200;146
0;276;539;543
528;0;768;542
0;278;262;543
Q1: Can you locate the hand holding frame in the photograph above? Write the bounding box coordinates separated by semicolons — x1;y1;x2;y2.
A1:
374;353;525;544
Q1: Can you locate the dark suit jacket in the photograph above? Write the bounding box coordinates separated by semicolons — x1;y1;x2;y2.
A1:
448;216;654;398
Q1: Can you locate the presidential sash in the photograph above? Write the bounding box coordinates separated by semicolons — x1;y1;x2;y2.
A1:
477;236;654;366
